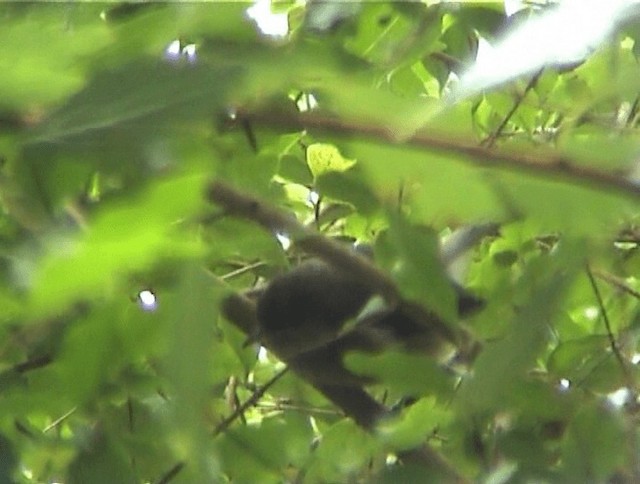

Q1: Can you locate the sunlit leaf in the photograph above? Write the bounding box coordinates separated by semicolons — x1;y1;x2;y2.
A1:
345;351;455;398
307;143;356;178
0;5;110;110
377;397;452;451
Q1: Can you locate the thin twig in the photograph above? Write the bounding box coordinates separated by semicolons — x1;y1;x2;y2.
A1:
42;407;77;433
593;269;640;301
156;461;185;484
483;68;543;148
220;261;266;281
313;195;321;231
212;367;289;437
585;265;635;390
254;401;341;416
127;397;134;433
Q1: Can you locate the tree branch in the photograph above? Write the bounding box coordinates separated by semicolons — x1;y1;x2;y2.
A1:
237;108;640;201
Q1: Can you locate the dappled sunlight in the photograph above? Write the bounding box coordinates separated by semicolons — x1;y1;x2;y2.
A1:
138;289;158;311
275;232;292;251
164;39;197;63
246;0;289;38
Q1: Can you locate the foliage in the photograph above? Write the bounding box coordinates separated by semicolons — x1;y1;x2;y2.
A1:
2;1;640;482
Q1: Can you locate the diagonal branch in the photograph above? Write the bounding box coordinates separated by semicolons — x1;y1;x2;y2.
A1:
482;68;544;148
238;108;640;201
212;368;289;437
585;264;635;391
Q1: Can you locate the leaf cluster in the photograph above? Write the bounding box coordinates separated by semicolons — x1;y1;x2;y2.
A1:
1;2;640;482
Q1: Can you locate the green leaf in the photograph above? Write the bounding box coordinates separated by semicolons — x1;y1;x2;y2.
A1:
561;403;627;482
378;216;457;322
161;263;222;481
305;420;380;483
377;397;452;451
217;414;313;482
68;430;137;484
347;139;502;225
345;351;455;398
459;241;582;413
547;335;610;383
307;143;356;178
315;168;380;216
0;5;110;110
30;61;240;143
28;174;207;314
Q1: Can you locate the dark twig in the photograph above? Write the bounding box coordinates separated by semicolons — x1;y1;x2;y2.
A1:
585;265;635;390
313;194;321;231
156;461;185;484
127;397;135;433
482;68;543;148
212;367;289;436
593;269;640;301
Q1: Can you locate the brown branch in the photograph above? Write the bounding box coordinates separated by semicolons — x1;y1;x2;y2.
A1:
208;181;400;306
238;108;640;201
